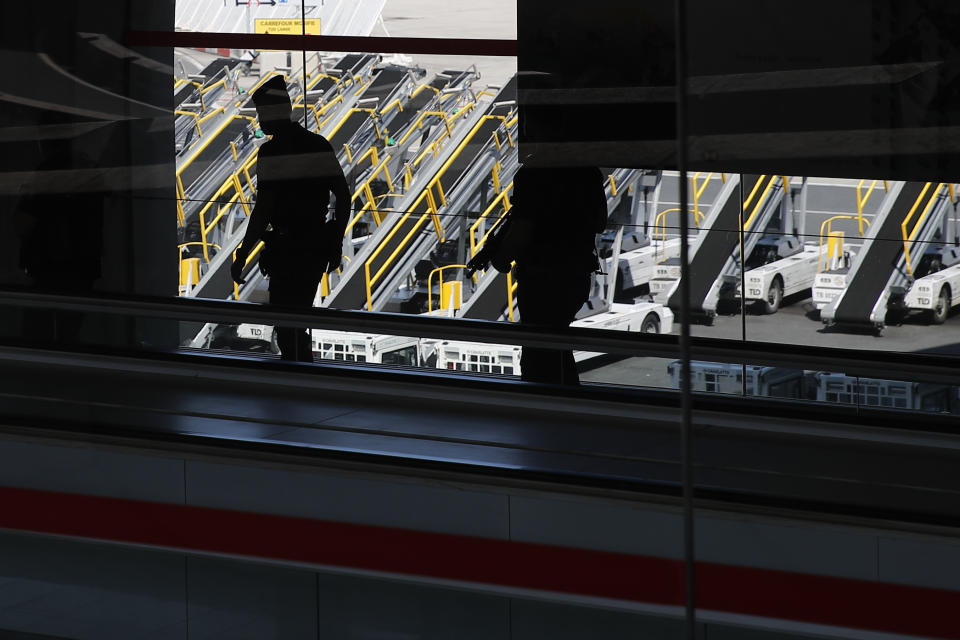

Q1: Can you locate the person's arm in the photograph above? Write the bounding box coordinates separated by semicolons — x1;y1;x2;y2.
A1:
231;186;272;284
320;140;352;272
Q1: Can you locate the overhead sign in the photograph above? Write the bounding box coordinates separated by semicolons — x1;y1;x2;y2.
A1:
254;18;321;35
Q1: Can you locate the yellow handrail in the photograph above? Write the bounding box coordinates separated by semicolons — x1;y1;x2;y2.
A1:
690;172;727;218
741;175;787;233
855;179;889;237
325;107;377;139
191;152;259;263
363;114;516;309
427;264;470;313
902;182;944;275
506;267;518;322
200;78;227;95
653;207;704;263
469;184;513;259
175;110;203;138
818;215;870;272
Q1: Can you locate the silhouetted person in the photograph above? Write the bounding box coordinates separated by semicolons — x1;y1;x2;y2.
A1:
468;165;606;384
231;76;350;361
15;128;104;344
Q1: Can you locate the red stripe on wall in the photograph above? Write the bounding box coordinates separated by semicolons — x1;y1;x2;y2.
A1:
126;31;518;58
0;485;957;638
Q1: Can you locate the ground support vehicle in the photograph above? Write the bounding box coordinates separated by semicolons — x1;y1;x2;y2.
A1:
903;247;960;324
739;236;821;314
820;181;955;333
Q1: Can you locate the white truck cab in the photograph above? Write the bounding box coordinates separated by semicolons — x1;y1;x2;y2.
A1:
904;246;960;324
739;235;821;314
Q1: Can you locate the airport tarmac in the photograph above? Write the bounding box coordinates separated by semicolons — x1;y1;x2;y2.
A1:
381;0;517;85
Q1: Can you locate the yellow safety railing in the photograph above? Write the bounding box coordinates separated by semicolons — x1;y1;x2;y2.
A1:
363;112;515;310
325;107;378;139
175;110;203;138
818;215;869;272
740;175;789;234
200;78;228;96
901;183;956;275
177;113;256;184
426;264;472;313
344;153;398;235
691;172;727;217
506;267;519;322
652;207;704;262
413;104;478;167
469;185;513;259
397;109;455;147
855;179;889;237
187;153;258;264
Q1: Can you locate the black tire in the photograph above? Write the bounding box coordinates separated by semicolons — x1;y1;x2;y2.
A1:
762;278;783;315
641;313;661;334
931;287;950;325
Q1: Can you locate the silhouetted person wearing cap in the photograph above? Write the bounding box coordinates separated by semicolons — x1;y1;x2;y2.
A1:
468;165;606;384
231;76;351;361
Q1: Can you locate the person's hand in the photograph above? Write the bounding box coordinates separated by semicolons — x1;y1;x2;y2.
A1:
231;253;247;284
465;247;491;277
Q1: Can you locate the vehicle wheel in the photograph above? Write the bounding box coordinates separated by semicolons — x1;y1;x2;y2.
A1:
641;313;661;334
761;278;783;315
931;288;950;325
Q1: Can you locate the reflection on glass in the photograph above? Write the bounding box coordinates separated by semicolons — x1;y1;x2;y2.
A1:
667;360;960;415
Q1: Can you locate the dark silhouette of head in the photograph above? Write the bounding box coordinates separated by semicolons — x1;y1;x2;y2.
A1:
251;75;293;136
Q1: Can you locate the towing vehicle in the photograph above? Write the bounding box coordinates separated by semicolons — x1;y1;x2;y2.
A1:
903;246;960;325
739;235;824;314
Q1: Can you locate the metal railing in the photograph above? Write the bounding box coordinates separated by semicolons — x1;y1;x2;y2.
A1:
4;287;960;389
817;215;868;272
902;183;955;276
362;112;514;310
426;264;471;314
855;179;889;237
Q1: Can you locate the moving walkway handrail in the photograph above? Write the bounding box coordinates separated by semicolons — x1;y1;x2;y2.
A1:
5;286;960;388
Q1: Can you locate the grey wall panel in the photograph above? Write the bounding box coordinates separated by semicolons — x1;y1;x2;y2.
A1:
0;440;184;503
186;461;510;538
509;495;684;558
186;557;316;640
878;537;960;591
695;516;878;581
0;532;185;639
316;572;509;640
